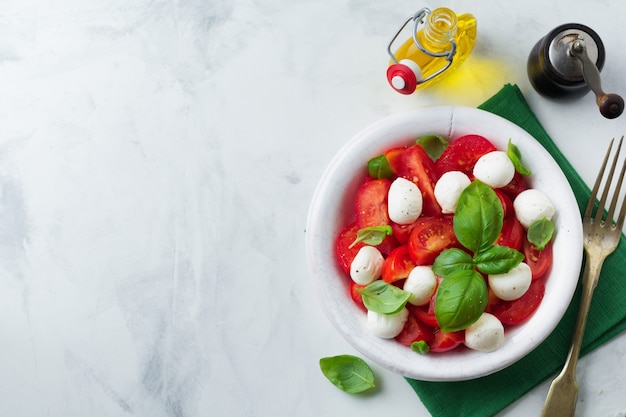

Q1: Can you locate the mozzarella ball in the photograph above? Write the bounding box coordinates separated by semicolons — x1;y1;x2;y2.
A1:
513;189;555;229
488;262;532;301
350;246;384;285
434;171;471;214
367;307;410;339
473;151;515;188
388;177;423;224
464;313;505;352
403;266;438;306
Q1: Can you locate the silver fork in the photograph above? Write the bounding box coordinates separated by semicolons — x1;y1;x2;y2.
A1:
540;136;626;417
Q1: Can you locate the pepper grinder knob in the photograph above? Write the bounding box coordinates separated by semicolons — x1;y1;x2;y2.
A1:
527;23;623;119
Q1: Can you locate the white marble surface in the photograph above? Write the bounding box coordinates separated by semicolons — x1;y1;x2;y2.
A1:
1;0;625;416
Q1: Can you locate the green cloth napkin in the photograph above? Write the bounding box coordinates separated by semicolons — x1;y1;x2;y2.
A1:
406;83;626;417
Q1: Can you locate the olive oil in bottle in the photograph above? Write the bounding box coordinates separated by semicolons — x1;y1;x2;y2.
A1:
387;7;477;94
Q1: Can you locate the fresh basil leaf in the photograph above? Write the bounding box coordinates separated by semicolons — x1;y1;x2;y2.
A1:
319;355;375;393
507;139;532;176
348;225;393;249
411;340;430;354
474;245;524;274
358;280;411;314
432;248;475;278
454;181;504;254
527;218;554;250
417;134;449;160
434;269;487;332
367;154;394;179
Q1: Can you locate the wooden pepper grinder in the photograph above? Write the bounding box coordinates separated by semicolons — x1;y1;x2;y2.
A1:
527;23;624;119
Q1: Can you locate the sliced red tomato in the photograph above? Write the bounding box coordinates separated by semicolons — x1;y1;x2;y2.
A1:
487;278;545;325
385;146;408;176
435;134;497;178
335;222;364;275
349;282;367;311
390;221;418;245
398;144;441;217
378;234;400;256
523;238;553;280
495;189;514;218
413;296;439;327
501;171;529;198
429;329;465;352
355;178;392;229
395;308;435;346
408;216;460;265
382;245;416;283
496;217;524;251
352;178;399;254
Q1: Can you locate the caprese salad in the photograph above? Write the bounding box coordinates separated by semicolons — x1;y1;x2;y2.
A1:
335;134;555;353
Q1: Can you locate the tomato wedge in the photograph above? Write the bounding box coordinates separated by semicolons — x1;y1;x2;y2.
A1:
408;216;460;265
487;278;545;325
501;171;529;198
398;144;441;217
435;134;497;178
351;178;399;254
385;146;408;176
355;179;392;229
496;217;524;251
335;222;365;275
349;281;367;311
395;308;435;346
413;296;439;327
495;189;514;218
429;329;465;352
523;238;553;280
382;245;416;283
391;221;418;245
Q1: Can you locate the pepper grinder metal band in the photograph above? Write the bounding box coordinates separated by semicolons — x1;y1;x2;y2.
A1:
527;23;624;119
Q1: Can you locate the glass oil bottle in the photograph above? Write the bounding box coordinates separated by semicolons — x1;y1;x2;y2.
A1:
386;7;477;94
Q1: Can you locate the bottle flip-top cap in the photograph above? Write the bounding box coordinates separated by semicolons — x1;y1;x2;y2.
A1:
387;59;423;95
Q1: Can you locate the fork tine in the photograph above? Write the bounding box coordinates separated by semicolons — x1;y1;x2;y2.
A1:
612;137;626;231
595;138;622;224
616;180;626;231
585;138;615;220
605;136;626;225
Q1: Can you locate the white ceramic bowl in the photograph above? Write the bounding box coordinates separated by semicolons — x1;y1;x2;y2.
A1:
306;106;583;381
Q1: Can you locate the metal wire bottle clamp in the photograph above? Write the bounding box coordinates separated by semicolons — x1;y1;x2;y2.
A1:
386;8;457;94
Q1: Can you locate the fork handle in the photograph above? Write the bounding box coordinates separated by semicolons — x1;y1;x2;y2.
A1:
540;255;603;417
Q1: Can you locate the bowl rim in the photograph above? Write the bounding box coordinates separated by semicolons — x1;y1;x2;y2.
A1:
306;106;583;381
